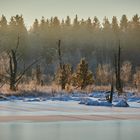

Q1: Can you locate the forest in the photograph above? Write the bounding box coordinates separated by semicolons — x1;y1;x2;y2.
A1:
0;14;140;92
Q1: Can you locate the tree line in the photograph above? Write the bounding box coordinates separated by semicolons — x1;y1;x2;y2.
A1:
0;14;140;92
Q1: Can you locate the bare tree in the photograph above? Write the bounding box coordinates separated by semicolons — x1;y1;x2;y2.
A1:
1;36;40;91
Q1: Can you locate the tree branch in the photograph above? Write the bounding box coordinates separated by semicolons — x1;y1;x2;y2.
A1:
15;57;41;84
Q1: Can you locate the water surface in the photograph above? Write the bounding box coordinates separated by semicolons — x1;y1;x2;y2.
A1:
0;120;140;140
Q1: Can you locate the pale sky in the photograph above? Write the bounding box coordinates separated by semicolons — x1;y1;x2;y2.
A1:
0;0;140;28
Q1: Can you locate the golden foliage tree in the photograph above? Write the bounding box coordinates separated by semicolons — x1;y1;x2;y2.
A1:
72;58;94;89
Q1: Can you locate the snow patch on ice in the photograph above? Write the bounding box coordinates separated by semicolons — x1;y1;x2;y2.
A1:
79;98;112;106
23;98;41;102
114;99;129;107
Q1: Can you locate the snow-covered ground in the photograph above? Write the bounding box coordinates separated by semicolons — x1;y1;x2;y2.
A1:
0;91;140;119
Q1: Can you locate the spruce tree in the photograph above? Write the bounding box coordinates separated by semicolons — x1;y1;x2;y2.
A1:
55;64;73;90
32;19;39;32
65;16;71;26
73;58;94;90
120;15;128;31
0;15;7;27
73;15;79;27
93;16;100;29
103;17;111;31
112;16;119;33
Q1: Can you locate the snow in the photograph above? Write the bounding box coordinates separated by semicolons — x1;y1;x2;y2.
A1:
23;98;42;102
79;98;99;105
0;91;140;108
138;100;140;103
127;96;140;102
114;99;129;107
79;98;112;106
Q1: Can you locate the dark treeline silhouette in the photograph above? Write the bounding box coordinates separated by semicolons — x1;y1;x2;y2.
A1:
0;14;140;89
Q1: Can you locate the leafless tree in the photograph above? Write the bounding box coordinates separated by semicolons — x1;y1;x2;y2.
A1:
0;36;40;91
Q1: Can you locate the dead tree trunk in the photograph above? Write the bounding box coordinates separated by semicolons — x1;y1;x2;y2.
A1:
57;40;66;90
9;49;17;91
35;64;42;85
58;40;62;69
109;77;114;103
114;54;118;89
117;43;122;93
114;41;123;94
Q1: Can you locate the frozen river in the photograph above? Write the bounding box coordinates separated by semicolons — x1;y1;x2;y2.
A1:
0;100;140;140
0;100;140;121
0;120;140;140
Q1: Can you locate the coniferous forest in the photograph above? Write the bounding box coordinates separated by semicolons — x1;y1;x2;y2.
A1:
0;14;140;92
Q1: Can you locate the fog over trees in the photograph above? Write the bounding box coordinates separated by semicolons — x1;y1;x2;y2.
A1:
0;14;140;91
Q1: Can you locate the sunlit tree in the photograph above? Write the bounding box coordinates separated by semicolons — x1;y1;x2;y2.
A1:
72;58;94;89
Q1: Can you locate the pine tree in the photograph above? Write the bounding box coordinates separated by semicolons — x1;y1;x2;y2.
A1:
14;15;26;31
40;16;46;30
103;17;111;31
93;16;100;29
81;19;85;26
0;15;8;49
0;15;7;28
53;16;60;27
73;15;79;27
65;16;71;26
87;18;92;26
132;14;139;29
55;64;73;90
61;19;65;27
9;17;16;27
72;58;94;90
120;15;128;32
32;19;39;32
112;16;119;33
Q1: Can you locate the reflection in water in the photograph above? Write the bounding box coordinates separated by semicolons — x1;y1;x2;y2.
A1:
0;120;140;140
